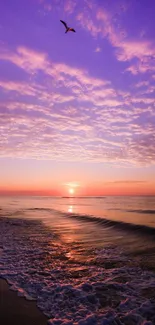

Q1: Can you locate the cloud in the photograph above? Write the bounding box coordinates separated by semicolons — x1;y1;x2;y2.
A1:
63;182;80;187
76;12;102;37
75;5;155;76
97;10;155;69
0;80;74;104
76;6;126;50
0;46;110;89
131;97;155;105
105;180;147;185
95;47;101;53
135;81;150;88
0;45;155;165
36;0;155;78
1;97;155;164
96;8;123;46
0;46;47;72
116;40;155;62
126;60;155;75
64;0;77;14
0;45;118;110
0;80;35;96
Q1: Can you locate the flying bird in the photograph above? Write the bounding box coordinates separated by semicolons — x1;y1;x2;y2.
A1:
60;20;76;33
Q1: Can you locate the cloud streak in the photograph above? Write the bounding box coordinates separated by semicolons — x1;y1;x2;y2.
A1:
0;0;155;167
75;3;155;76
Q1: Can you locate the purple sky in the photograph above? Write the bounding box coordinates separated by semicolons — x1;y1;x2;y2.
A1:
0;0;155;195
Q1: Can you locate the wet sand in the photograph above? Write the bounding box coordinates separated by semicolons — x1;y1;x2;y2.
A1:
0;279;47;325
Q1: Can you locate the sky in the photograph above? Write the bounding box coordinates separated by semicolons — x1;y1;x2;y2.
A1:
0;0;155;196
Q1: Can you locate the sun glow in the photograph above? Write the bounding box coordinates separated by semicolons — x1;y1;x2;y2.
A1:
69;188;74;195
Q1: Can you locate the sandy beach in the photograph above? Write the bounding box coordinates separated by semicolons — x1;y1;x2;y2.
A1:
0;279;47;325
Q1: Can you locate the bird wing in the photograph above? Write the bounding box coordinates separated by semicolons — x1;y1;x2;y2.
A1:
60;20;68;29
70;28;76;32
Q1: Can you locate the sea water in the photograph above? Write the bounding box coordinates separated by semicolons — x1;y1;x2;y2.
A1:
0;196;155;324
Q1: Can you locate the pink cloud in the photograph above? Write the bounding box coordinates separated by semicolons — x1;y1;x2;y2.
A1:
0;47;47;73
75;6;155;76
0;79;74;104
96;9;155;67
64;0;77;14
1;98;155;164
96;8;122;46
126;59;155;75
95;47;101;53
0;80;36;96
44;4;52;11
135;81;150;88
131;97;155;105
0;46;110;99
1;44;155;165
76;12;102;37
116;40;155;62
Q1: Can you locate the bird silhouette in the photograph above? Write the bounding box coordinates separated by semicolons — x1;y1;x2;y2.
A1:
60;20;76;33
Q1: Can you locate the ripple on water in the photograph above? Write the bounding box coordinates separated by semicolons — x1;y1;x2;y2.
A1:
0;217;155;325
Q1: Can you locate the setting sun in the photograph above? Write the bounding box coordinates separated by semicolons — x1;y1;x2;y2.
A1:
69;188;74;195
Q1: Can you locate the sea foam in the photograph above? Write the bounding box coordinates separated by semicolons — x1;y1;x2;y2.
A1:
0;216;155;325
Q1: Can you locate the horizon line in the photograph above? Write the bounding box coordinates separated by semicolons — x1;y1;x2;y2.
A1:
0;194;155;197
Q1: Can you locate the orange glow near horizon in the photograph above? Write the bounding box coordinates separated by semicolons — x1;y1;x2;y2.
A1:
0;179;155;196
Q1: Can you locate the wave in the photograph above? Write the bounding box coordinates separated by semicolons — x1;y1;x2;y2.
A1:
27;208;155;235
126;209;155;214
28;207;155;237
108;208;155;214
66;213;155;237
28;207;52;212
2;206;155;238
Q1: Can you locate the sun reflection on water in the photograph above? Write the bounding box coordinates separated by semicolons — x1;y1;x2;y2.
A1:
68;205;73;213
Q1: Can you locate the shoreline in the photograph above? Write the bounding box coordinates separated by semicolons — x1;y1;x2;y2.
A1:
0;278;47;325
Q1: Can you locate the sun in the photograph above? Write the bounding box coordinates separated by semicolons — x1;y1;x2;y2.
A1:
69;188;74;195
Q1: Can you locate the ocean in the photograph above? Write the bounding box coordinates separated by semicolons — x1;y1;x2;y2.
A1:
0;196;155;324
